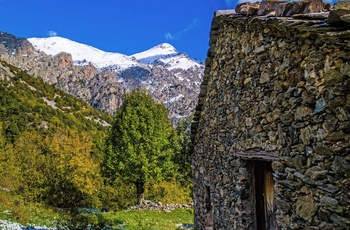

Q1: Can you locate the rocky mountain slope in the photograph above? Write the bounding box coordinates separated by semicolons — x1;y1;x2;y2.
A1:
0;32;204;124
0;59;111;139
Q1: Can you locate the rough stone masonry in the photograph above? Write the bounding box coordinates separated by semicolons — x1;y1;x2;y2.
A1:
191;0;350;229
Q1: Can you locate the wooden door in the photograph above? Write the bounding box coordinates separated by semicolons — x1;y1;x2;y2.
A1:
254;161;275;230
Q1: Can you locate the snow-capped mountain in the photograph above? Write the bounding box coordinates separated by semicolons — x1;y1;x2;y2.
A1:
2;33;204;124
28;36;139;69
132;43;178;62
28;37;201;72
131;43;201;70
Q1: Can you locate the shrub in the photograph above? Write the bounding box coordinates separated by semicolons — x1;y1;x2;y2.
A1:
99;184;137;211
146;181;192;204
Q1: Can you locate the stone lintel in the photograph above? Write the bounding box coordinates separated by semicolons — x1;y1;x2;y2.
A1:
215;10;236;17
236;149;280;161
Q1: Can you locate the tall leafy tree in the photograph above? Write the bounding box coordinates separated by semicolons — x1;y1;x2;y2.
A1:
103;89;178;203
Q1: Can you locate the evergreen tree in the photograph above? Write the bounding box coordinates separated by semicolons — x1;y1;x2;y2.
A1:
103;89;178;203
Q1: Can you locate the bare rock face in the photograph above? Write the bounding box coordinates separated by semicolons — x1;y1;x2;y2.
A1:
80;64;98;80
328;0;350;25
86;69;126;115
52;52;73;69
0;32;34;55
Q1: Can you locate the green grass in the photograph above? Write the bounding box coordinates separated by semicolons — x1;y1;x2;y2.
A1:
0;191;194;230
0;190;70;228
106;208;194;229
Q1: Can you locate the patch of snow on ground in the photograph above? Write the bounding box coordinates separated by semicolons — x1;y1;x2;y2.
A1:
164;94;184;104
162;55;201;70
174;72;186;81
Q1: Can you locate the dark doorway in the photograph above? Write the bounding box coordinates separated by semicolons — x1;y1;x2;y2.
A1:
254;161;275;230
204;185;213;230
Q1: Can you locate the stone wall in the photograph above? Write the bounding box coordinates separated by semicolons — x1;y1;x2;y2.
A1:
192;7;350;230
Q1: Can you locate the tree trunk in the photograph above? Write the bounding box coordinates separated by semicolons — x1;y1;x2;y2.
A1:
136;179;145;204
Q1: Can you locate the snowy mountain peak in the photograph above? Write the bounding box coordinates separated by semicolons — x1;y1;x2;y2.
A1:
154;43;177;52
131;43;178;64
131;43;201;70
28;36;202;72
28;36;139;70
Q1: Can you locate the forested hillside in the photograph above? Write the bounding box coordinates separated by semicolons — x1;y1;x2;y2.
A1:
0;60;111;223
0;60;192;228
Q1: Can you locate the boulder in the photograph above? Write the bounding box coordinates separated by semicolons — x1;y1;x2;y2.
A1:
328;0;350;25
248;4;260;16
235;2;260;16
275;0;324;17
257;0;287;16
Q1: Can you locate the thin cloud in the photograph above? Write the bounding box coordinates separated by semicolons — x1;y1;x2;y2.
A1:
165;33;174;40
48;30;58;37
165;18;200;40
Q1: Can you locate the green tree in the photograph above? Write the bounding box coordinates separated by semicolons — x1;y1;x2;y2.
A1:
103;89;178;203
174;119;193;184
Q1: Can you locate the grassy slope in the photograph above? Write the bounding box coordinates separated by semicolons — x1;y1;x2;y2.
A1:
108;208;194;229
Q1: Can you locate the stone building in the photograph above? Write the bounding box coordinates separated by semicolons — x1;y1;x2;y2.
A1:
191;1;350;229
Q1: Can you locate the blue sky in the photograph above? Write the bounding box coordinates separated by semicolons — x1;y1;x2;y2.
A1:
0;0;239;59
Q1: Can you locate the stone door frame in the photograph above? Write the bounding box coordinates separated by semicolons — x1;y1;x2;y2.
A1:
237;149;279;230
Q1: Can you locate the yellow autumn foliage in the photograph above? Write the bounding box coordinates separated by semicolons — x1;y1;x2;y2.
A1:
0;124;21;192
146;181;192;204
44;129;103;208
